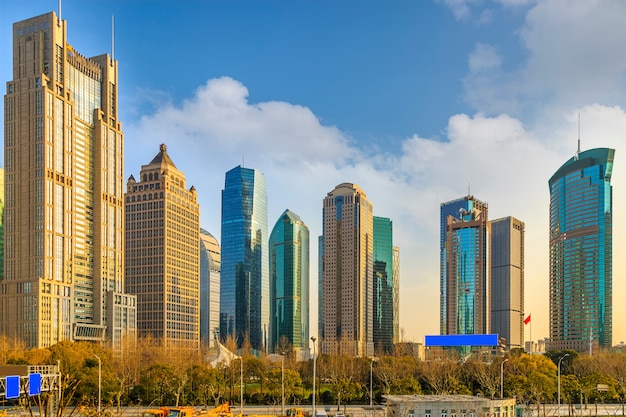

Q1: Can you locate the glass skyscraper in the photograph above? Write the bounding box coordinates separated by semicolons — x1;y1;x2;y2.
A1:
269;209;309;353
320;183;374;357
373;216;399;353
200;229;221;346
440;196;490;335
549;147;614;352
220;166;269;351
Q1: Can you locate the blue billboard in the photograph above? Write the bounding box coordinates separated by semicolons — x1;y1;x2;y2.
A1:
425;334;499;347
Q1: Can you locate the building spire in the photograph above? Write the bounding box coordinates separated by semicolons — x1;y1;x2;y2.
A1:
575;113;581;160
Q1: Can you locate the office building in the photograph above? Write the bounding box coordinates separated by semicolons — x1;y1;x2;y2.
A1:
1;12;134;348
549;147;614;351
0;168;4;281
320;183;374;357
200;228;220;345
373;217;399;354
440;195;490;336
220;166;269;352
490;216;524;350
125;144;200;348
269;209;310;353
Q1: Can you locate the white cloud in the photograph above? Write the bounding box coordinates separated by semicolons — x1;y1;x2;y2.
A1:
462;0;626;121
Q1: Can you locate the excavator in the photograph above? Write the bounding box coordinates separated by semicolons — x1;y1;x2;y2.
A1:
141;403;235;417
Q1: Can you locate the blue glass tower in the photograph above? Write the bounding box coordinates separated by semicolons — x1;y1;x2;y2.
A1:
220;166;269;351
440;196;490;335
269;209;310;352
549;147;614;351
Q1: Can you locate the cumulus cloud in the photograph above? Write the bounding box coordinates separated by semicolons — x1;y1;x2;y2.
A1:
461;0;626;122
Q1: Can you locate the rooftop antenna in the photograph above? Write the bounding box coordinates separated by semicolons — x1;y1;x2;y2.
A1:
468;182;471;197
242;155;245;168
58;0;62;26
575;113;581;160
111;15;115;64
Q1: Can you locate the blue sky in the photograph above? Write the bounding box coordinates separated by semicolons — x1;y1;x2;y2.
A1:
2;0;626;346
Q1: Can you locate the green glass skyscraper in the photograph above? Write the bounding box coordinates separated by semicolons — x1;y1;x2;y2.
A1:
373;216;399;353
269;209;309;353
549;147;614;352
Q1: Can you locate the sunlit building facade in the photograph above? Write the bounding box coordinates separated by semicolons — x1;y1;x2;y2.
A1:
125;144;200;349
490;216;524;349
220;166;269;352
269;209;309;353
373;216;399;353
1;12;134;348
200;229;220;346
440;196;490;336
320;183;374;357
549;147;614;352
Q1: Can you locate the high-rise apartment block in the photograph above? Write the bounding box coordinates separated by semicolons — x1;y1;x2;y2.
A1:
125;144;200;348
490;216;524;349
320;183;373;357
549;147;614;352
269;209;310;354
200;229;221;345
1;12;135;348
440;196;490;336
220;166;269;351
373;216;399;353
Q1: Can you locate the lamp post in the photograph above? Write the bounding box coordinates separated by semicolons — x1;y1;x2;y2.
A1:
311;337;317;417
239;356;244;416
558;353;570;415
370;357;378;417
93;354;101;415
281;352;286;417
500;358;508;398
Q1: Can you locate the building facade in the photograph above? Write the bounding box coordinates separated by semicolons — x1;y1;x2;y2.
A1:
125;144;200;349
200;228;221;345
548;147;614;352
220;166;269;352
490;216;524;350
320;183;374;357
440;196;490;336
373;216;399;353
1;12;134;348
269;209;310;353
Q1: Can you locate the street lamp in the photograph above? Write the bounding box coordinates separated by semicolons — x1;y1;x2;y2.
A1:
311;337;317;417
500;359;508;398
281;352;285;417
370;357;379;417
240;356;244;416
558;353;570;415
93;354;101;415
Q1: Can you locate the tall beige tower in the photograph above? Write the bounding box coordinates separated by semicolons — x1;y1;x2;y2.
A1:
125;144;200;349
320;183;374;357
1;12;134;348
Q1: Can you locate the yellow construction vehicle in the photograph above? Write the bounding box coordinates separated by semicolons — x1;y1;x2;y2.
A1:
141;407;196;417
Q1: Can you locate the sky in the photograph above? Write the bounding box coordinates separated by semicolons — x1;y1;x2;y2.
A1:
2;0;626;346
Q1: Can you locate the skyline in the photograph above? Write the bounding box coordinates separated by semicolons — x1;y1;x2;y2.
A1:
2;1;626;346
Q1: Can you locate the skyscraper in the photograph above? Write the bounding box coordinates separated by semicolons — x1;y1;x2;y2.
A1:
220;166;269;351
125;144;200;348
373;216;399;354
490;216;524;349
1;12;134;348
269;209;310;353
440;196;490;336
200;229;221;345
549;147;614;352
320;183;373;357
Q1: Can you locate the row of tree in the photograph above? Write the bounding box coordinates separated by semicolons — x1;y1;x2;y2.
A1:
2;337;626;413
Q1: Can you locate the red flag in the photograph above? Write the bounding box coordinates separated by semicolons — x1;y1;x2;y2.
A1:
524;314;531;325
